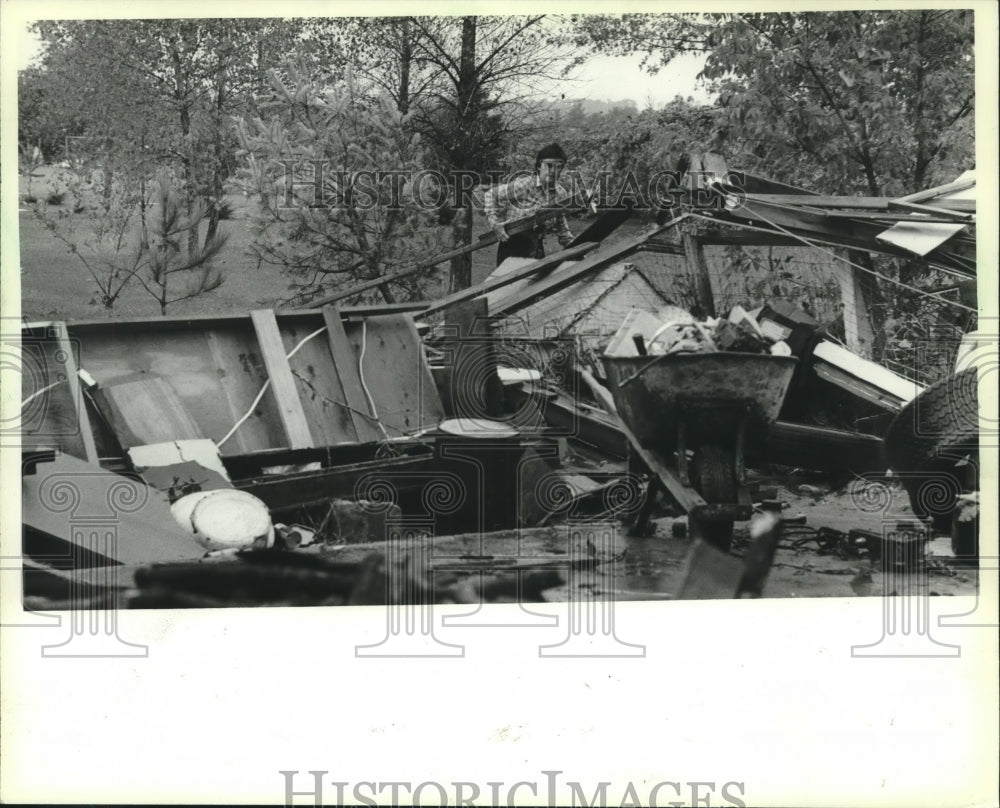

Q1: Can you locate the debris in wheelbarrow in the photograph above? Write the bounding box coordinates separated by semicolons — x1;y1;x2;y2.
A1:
607;305;791;360
603;310;800;553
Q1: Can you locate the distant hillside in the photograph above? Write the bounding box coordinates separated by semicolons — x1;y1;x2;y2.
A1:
559;98;639;115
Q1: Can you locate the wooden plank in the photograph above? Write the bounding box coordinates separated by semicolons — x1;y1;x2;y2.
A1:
52;322;99;463
250;309;314;449
743;193;975;213
236;453;433;513
476;194;579;241
834;260;877;358
302;216;563;310
321;306;381;443
823;210;972;223
422;242;595;318
59;305;424;332
894;176;977;205
568;208;633;247
486;223;676;317
615;418;705;513
276;316;360;446
301;199;584;311
636;240;686;254
714;203;975;276
812;340;923;403
682;233;717;318
683;230;802;247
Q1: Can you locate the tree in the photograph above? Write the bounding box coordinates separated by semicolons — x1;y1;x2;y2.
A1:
402;15;584;291
26;19;321;257
236;69;446;305
30;172;227;314
138;174;228;314
572;11;974;195
574;11;975;367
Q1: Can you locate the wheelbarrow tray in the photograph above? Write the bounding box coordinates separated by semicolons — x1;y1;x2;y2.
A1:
602;352;798;451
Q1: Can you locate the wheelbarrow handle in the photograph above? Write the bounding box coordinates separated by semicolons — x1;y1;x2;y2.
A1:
617;352;669;389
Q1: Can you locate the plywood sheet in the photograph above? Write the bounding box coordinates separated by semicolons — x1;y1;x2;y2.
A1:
98;376;203;448
72;324;286;455
343;314;445;437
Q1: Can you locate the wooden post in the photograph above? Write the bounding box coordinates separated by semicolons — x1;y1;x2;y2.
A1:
682;233;717;318
834;256;876;358
54;322;99;464
250;310;314;449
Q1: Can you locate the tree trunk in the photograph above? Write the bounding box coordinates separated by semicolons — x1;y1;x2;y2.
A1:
449;202;474;294
205;53;228;247
398;19;411;115
447;17;478;294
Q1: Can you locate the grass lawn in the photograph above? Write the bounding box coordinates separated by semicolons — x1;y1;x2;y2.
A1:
17;165;512;322
17;164;651;323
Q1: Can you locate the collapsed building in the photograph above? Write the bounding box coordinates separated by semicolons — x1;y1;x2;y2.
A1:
19;157;982;608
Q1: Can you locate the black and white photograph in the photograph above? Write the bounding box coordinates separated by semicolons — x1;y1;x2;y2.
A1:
1;2;997;805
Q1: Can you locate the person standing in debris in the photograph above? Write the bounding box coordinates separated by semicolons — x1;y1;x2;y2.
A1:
484;143;575;267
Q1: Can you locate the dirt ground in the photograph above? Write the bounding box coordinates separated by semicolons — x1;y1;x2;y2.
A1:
315;474;977;602
626;481;977;600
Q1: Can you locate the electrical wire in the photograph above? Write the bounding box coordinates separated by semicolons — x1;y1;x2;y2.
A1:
216;325;328;449
21;379;66;409
358;320;392;443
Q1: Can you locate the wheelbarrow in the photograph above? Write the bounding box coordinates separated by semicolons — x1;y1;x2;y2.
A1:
602;351;798;549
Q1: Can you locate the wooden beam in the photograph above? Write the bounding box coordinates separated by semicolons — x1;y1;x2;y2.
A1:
743;193;974;213
886;199;973;222
616;418;706;514
421;242;596;318
250;309;314;449
321;307;382;443
703;205;975;276
568;207;633;246
822;210;973;223
477;194;580;241
304;197;583;311
59;304;425;333
894;177;976;205
682;233;717;318
53;321;99;464
637;238;686;254
487;222;678;317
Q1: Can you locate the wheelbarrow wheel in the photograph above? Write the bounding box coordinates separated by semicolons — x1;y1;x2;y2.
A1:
691;444;737;551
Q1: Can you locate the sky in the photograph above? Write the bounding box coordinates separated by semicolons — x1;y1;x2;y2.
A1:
568;51;713;107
